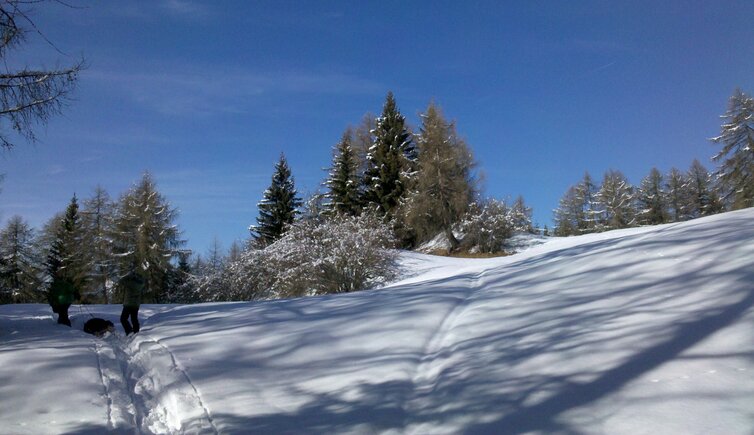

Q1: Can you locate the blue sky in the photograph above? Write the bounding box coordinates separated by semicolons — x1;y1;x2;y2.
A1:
1;0;752;254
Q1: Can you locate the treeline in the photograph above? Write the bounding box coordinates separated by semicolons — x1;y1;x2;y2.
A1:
0;174;184;304
553;88;754;236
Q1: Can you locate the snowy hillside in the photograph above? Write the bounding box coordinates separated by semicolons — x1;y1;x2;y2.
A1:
2;209;754;434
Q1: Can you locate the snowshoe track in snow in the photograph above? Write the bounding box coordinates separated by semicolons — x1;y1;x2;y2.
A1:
129;335;218;435
93;333;138;433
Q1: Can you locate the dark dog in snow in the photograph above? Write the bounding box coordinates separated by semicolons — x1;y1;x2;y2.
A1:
84;318;115;337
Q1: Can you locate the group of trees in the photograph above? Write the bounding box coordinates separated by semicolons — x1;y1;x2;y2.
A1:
553;161;722;236
0;173;184;304
554;88;754;236
248;92;527;253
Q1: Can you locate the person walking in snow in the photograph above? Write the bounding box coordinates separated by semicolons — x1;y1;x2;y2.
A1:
119;269;145;335
48;278;79;326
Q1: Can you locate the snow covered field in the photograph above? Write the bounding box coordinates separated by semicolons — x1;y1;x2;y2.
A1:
1;208;753;434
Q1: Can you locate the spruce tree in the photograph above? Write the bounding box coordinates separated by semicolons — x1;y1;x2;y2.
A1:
361;91;416;217
0;216;41;303
636;168;668;225
554;173;598;236
711;88;754;209
47;195;87;298
406;102;476;249
251;154;302;245
325;130;361;216
112;172;183;303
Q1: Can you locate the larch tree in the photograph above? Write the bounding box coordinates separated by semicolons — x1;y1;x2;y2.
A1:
361;91;417;218
0;0;84;150
595;170;635;230
636;168;668;225
665;167;689;222
325;130;361;216
251;153;302;246
711;88;754;209
81;186;115;303
112;172;183;303
686;159;724;218
406;102;477;250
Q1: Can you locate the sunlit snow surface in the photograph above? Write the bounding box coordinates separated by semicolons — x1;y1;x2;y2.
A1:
2;209;754;434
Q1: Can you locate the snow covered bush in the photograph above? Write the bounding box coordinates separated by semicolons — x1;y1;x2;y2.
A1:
224;213;397;300
460;199;514;253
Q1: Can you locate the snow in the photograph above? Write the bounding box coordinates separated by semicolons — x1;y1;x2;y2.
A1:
2;209;754;434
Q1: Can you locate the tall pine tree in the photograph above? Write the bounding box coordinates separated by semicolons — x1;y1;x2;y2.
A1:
251;154;302;245
711;88;754;209
46;195;87;298
0;216;41;303
361;91;416;217
325;130;361;216
81;186;115;303
686;159;724;218
665;167;689;222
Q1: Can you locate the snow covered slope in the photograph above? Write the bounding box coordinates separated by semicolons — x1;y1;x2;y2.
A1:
2;209;754;434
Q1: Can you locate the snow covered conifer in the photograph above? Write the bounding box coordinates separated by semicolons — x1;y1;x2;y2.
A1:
510;195;534;233
686;159;724;218
595;170;635;230
80;186;115;303
711;89;754;209
406;102;477;250
554;172;599;236
636;168;668;225
665;167;689;222
460;199;513;253
325;130;361;216
361;92;416;217
46;195;87;298
251;153;302;245
112;172;183;303
0;216;42;303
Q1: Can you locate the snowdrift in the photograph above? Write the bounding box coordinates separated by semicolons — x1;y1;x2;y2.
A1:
1;209;753;434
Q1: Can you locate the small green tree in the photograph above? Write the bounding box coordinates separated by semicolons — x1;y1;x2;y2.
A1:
251;154;302;245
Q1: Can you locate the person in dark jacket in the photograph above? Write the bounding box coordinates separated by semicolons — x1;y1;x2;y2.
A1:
48;278;79;326
119;270;145;335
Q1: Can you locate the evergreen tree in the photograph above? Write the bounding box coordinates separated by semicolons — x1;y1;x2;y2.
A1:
711;88;754;209
554;172;599;236
325;130;361;216
251;154;302;245
0;216;42;303
46;195;87;299
665;167;689;222
686;159;724;218
636;168;668;225
81;186;115;303
595;170;635;230
406;102;477;250
361;92;416;217
510;195;534;233
112;172;183;303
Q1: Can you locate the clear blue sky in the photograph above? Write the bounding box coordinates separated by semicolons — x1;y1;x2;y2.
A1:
1;1;752;254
